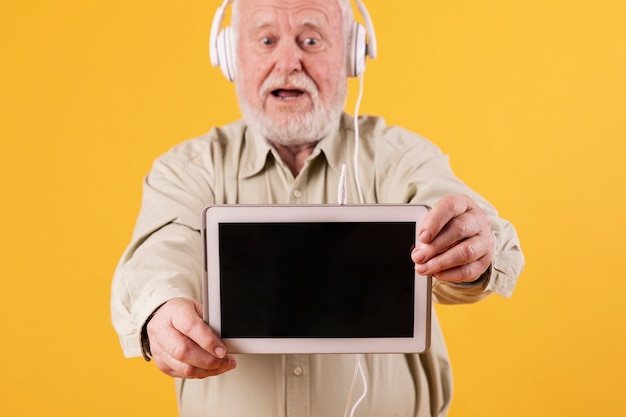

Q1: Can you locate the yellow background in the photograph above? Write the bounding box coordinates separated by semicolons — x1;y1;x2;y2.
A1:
1;0;625;416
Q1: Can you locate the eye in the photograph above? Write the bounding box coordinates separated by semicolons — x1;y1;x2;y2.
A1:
302;37;320;48
261;37;275;46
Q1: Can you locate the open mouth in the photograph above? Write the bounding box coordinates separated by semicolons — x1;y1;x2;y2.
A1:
271;89;305;100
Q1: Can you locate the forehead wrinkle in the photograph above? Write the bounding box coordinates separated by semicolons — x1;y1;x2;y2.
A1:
251;18;325;31
298;16;324;31
250;19;273;32
246;3;332;30
288;6;331;31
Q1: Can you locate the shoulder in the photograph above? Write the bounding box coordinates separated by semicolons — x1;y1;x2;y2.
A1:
158;120;247;167
348;114;444;159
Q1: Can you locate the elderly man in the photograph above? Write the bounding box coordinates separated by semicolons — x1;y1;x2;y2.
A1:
111;0;524;416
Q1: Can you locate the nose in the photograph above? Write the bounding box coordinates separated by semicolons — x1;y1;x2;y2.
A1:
273;39;303;75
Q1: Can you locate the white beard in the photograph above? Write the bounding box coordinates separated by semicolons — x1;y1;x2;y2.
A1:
236;72;347;147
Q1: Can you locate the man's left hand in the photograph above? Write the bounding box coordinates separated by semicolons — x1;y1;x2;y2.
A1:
411;194;494;283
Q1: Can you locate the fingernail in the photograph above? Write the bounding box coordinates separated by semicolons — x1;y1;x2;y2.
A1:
215;346;226;358
419;230;432;243
412;247;425;263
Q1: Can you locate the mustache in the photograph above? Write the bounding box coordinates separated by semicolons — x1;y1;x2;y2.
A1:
260;73;318;98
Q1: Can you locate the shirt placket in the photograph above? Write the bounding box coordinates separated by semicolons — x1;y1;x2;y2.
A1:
289;171;308;204
285;354;311;417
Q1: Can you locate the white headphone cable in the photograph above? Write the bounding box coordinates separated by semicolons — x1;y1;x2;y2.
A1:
353;73;366;204
343;353;368;417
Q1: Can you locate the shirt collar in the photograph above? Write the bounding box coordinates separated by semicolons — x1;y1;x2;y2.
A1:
239;126;274;179
238;113;351;179
317;113;351;175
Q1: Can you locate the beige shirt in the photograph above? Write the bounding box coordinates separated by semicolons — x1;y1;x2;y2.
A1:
111;113;523;417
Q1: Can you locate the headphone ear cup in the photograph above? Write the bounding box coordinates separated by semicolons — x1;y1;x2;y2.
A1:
216;26;236;82
349;22;367;77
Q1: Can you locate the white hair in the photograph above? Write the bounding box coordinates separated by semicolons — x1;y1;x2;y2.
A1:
337;0;356;51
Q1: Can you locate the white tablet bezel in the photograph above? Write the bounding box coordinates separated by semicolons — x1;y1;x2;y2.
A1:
201;204;431;354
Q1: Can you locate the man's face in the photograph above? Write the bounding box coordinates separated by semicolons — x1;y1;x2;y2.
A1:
233;0;347;146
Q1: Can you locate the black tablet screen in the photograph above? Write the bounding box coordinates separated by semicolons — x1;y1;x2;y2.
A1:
218;222;416;338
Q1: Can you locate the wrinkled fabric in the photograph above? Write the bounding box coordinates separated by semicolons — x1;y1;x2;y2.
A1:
111;113;523;416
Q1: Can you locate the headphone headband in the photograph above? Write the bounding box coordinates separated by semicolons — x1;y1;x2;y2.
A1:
209;0;377;81
209;0;230;67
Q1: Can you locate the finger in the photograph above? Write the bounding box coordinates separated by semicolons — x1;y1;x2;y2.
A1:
414;234;491;277
428;211;485;256
153;341;236;378
151;326;237;378
146;298;235;378
412;211;483;265
157;354;236;379
419;195;472;243
431;254;492;283
161;326;228;370
170;301;229;359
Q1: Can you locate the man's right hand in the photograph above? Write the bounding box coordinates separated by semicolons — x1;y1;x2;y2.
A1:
146;297;237;378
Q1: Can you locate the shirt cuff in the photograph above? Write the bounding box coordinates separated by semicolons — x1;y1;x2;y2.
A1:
446;266;491;288
140;305;165;362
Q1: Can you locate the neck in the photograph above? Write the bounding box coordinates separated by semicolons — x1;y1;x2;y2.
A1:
272;141;318;177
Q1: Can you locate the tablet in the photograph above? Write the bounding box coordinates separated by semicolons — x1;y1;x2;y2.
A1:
201;204;431;354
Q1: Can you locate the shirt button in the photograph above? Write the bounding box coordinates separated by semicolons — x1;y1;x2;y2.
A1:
293;189;302;198
292;366;304;376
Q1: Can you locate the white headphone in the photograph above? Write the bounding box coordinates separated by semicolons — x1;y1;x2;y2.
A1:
209;0;377;82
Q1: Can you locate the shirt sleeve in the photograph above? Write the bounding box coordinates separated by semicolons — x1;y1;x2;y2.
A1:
110;141;215;358
371;123;525;304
